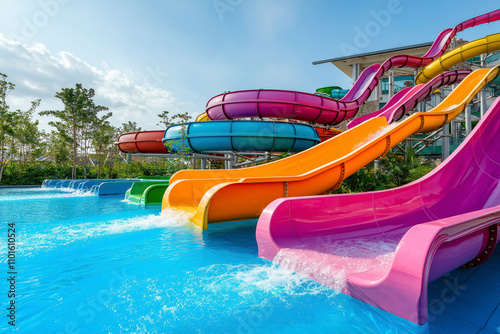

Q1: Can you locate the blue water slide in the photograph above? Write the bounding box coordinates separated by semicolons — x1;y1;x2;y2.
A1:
41;178;144;196
330;89;349;99
163;120;320;153
96;181;139;196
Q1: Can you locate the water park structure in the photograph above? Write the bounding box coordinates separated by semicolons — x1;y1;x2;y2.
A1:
42;8;500;327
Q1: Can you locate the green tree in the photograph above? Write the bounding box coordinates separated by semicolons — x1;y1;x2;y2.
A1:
79;119;93;174
157;110;172;129
12;99;42;162
120;121;142;134
169;112;192;169
40;84;108;179
333;147;435;194
0;73;17;182
91;112;116;178
46;130;70;164
379;147;425;187
171;112;191;124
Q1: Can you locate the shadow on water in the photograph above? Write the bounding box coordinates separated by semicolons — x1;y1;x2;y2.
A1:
200;219;260;254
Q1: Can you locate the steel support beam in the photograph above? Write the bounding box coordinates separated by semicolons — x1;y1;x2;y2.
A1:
481;53;487;118
352;63;361;84
465;105;472;136
388;71;394;99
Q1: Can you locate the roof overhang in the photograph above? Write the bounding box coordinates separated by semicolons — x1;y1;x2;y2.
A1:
313;42;434;78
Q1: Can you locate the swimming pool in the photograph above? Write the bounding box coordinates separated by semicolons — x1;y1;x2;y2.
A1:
1;187;499;333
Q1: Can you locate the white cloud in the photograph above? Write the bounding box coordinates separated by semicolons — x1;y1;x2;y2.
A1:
0;33;182;131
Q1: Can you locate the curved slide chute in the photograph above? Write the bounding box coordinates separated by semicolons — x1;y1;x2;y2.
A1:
162;66;499;229
347;69;470;129
117;131;171;203
117;122;320;203
125;180;171;205
205;10;500;125
195;112;210;122
416;33;500;84
256;96;500;325
118;130;168;154
315;86;349;99
163;121;320;153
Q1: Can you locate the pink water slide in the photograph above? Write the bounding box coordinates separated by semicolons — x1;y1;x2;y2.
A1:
206;9;500;125
257;98;500;325
347;70;470;129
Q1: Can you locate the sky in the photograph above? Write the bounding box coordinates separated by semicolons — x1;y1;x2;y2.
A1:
0;0;499;132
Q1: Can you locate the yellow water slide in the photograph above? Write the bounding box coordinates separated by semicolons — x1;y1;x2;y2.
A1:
162;66;500;229
416;33;500;84
195;112;210;122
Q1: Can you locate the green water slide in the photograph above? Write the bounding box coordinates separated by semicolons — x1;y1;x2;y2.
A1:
315;86;349;99
137;176;171;180
125;177;170;205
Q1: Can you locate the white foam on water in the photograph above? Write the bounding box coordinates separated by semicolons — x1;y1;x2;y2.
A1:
0;188;94;201
121;198;141;205
273;234;401;291
7;187;48;192
160;207;192;225
233;264;335;297
16;213;190;258
197;263;336;299
107;263;341;332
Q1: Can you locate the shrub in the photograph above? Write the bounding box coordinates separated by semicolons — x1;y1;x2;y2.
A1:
333;147;435;194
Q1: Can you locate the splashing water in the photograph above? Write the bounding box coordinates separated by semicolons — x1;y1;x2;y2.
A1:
273;233;402;291
13;213;191;260
439;103;463;113
0;187;94;201
0;187;456;333
121;198;141;205
351;122;400;152
230;263;338;298
160;207;192;226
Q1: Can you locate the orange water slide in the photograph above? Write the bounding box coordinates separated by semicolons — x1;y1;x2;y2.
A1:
162;67;499;229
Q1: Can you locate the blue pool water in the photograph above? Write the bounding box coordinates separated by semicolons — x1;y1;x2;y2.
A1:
1;187;499;333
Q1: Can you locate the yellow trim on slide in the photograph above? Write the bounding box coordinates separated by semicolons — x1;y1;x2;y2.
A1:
195;112;210;122
416;33;500;84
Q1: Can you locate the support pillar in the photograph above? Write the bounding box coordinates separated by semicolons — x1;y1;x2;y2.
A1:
225;154;236;169
376;79;382;101
420;101;426;113
465;105;472;136
457;122;462;138
442;123;450;161
201;158;207;170
374;159;380;173
352;63;361;85
388;71;395;99
439;91;449;161
373;77;382;101
480;53;487;117
126;153;131;164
